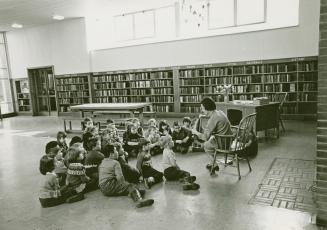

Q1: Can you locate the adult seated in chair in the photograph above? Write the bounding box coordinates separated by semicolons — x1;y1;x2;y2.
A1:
192;97;232;173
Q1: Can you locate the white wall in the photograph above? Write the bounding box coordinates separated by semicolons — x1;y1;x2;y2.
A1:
6;0;320;76
90;0;319;71
7;18;90;78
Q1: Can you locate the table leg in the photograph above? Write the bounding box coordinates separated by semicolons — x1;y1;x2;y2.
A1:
130;111;135;118
139;110;144;125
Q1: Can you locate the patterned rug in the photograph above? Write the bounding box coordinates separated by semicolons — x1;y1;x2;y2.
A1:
249;158;316;213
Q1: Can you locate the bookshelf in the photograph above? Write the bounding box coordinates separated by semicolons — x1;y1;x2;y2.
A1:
92;69;175;113
54;56;317;120
55;74;92;113
14;79;32;113
177;57;317;119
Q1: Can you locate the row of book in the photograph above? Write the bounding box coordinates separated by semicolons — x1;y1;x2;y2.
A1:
57;85;89;91
298;83;317;91
57;91;89;98
58;98;89;105
94;82;127;89
180;86;203;94
153;105;172;112
130;89;152;95
181;106;201;113
180;78;203;85
130;81;151;88
179;69;205;78
264;74;297;83
93;97;129;103
262;63;297;73
130;97;151;103
263;84;297;93
93;71;173;82
234;65;263;75
56;77;88;85
18;105;31;111
93;74;130;82
18;100;29;106
152;88;173;94
152;96;174;103
298;73;317;81
95;90;128;97
205;68;232;77
205;77;232;85
180;95;202;103
298;62;317;72
298;92;317;101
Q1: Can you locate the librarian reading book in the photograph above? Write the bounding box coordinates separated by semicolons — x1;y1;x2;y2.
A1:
192;97;232;173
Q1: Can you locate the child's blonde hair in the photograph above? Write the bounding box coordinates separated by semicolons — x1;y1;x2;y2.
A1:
159;135;172;148
66;143;83;164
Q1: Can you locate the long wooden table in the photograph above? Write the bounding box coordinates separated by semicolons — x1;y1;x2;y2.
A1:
70;103;153;123
216;101;280;137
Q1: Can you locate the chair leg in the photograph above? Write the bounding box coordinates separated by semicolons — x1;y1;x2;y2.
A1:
279;117;285;133
211;151;218;175
224;153;228;167
246;157;252;172
236;154;241;180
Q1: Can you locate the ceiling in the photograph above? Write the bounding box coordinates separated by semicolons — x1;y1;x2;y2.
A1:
0;0;176;32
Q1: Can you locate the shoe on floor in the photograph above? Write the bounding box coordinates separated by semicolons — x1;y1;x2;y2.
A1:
182;183;200;191
136;199;154;208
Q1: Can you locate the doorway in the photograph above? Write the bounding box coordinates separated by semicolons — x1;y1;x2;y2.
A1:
28;66;57;116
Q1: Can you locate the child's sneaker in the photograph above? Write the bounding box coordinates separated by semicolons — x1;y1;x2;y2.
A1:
136;199;154;208
182;183;200;191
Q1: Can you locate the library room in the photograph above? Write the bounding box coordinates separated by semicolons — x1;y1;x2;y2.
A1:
0;0;326;229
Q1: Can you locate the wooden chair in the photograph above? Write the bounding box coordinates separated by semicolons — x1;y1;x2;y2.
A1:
272;93;287;133
211;113;256;180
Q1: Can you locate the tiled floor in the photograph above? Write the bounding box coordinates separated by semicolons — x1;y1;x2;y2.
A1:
0;116;320;230
249;158;315;213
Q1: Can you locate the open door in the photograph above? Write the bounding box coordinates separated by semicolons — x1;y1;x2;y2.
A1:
28;66;57;116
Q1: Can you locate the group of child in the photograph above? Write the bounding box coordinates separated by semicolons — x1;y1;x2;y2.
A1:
38;116;200;209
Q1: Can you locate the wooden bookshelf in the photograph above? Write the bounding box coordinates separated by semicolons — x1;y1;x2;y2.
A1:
92;69;175;113
177;56;317;119
14;78;32;114
54;56;317;120
55;73;92;114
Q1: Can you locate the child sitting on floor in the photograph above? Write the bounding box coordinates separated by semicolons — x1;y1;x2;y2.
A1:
130;118;144;136
172;121;193;154
83;133;105;192
160;135;200;191
145;126;162;156
123;123;143;157
45;141;67;186
136;139;163;189
56;131;68;157
69;136;83;147
38;156;83;207
158;120;172;136
66;143;90;196
98;145;154;208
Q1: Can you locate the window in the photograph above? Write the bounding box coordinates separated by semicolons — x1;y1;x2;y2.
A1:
207;0;266;29
208;0;235;29
115;10;155;41
0;33;14;115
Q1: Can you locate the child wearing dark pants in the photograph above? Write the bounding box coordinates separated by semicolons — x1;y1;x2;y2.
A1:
160;136;200;190
172;121;193;154
38;156;82;207
136;139;163;189
103;144;141;184
99;145;154;208
123;124;143;158
83;133;105;192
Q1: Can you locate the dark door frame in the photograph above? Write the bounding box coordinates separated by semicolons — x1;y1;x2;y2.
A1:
27;65;57;116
